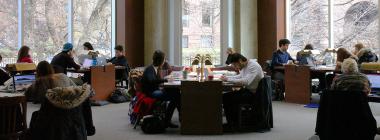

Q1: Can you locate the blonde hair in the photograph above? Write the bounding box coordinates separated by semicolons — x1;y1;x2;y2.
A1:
227;48;235;54
341;58;359;74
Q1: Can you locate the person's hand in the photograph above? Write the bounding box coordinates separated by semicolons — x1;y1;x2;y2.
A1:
220;75;228;82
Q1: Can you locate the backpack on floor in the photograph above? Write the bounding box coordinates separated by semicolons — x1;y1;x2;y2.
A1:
140;115;166;134
109;88;130;103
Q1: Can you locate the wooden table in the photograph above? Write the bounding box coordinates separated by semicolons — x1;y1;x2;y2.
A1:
68;65;119;101
281;65;336;104
162;72;242;135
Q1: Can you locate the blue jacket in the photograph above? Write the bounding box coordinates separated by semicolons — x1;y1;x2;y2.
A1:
271;50;294;67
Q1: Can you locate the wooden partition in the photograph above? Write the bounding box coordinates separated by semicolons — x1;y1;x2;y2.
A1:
90;65;116;101
180;81;223;135
284;65;311;104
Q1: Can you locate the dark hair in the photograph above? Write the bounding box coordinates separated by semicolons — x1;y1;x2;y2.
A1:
17;46;30;62
336;48;353;62
115;45;124;52
229;53;247;63
152;50;166;66
83;42;94;50
279;39;291;47
36;61;55;78
304;44;314;50
0;54;2;62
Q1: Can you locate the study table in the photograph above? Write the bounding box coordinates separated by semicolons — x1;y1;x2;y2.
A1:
275;65;337;104
67;65;125;101
162;71;241;135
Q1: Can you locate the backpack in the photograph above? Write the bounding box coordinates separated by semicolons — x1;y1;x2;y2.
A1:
140;115;166;134
109;88;130;103
128;96;139;125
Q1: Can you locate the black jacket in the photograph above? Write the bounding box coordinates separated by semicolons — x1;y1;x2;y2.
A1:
315;90;377;140
108;56;130;80
141;65;167;96
51;52;80;74
29;85;95;140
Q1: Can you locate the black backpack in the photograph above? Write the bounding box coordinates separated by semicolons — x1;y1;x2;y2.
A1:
109;88;130;103
140;115;166;134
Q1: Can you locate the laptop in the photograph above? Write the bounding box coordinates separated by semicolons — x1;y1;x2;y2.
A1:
367;74;380;94
82;57;108;68
82;58;93;68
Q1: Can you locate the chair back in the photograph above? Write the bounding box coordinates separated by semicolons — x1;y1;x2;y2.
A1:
254;76;273;130
0;96;27;140
315;90;377;140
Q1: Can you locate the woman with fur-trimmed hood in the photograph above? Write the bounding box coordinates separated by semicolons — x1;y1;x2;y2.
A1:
28;61;95;140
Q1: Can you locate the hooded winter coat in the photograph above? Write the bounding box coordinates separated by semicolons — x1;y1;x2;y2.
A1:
29;84;95;140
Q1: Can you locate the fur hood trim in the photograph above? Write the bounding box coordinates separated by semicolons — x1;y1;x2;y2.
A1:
46;84;91;109
357;48;372;58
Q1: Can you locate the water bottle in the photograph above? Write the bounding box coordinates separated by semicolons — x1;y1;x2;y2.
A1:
92;58;97;66
325;52;333;66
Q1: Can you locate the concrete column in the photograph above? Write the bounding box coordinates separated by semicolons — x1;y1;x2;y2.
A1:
240;0;258;59
144;0;170;65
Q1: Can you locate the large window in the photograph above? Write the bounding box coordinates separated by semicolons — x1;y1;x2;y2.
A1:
74;0;112;57
289;0;379;56
334;0;379;53
0;0;114;66
182;0;221;66
0;0;18;65
289;0;329;54
24;0;68;62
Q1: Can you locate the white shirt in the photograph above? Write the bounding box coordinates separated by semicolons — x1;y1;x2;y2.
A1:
227;59;264;93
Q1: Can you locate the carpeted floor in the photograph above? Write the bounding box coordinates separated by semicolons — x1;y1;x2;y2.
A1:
26;101;380;140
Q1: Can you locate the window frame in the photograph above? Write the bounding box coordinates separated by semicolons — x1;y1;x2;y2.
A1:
16;0;116;59
286;0;380;52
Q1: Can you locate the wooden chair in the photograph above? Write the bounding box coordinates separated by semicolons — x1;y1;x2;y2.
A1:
0;96;27;140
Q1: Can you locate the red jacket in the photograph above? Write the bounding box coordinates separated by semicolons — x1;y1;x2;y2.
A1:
19;56;33;63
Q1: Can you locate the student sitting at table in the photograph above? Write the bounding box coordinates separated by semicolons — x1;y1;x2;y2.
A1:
107;45;130;84
225;48;235;65
17;46;33;63
220;53;264;131
271;39;295;67
296;44;315;65
28;61;95;140
335;48;358;72
0;54;11;85
141;50;180;128
270;39;294;100
331;58;371;94
78;42;95;65
25;61;77;103
353;43;378;64
51;43;81;74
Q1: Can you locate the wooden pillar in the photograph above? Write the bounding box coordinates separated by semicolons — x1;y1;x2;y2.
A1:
257;0;286;65
117;0;145;68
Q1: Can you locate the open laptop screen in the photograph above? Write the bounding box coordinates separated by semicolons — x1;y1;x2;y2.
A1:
367;74;380;90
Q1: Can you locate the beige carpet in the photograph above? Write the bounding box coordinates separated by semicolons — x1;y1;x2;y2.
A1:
26;101;380;140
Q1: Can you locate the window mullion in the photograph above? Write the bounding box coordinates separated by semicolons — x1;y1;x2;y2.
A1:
328;0;334;49
18;0;24;49
67;0;73;43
